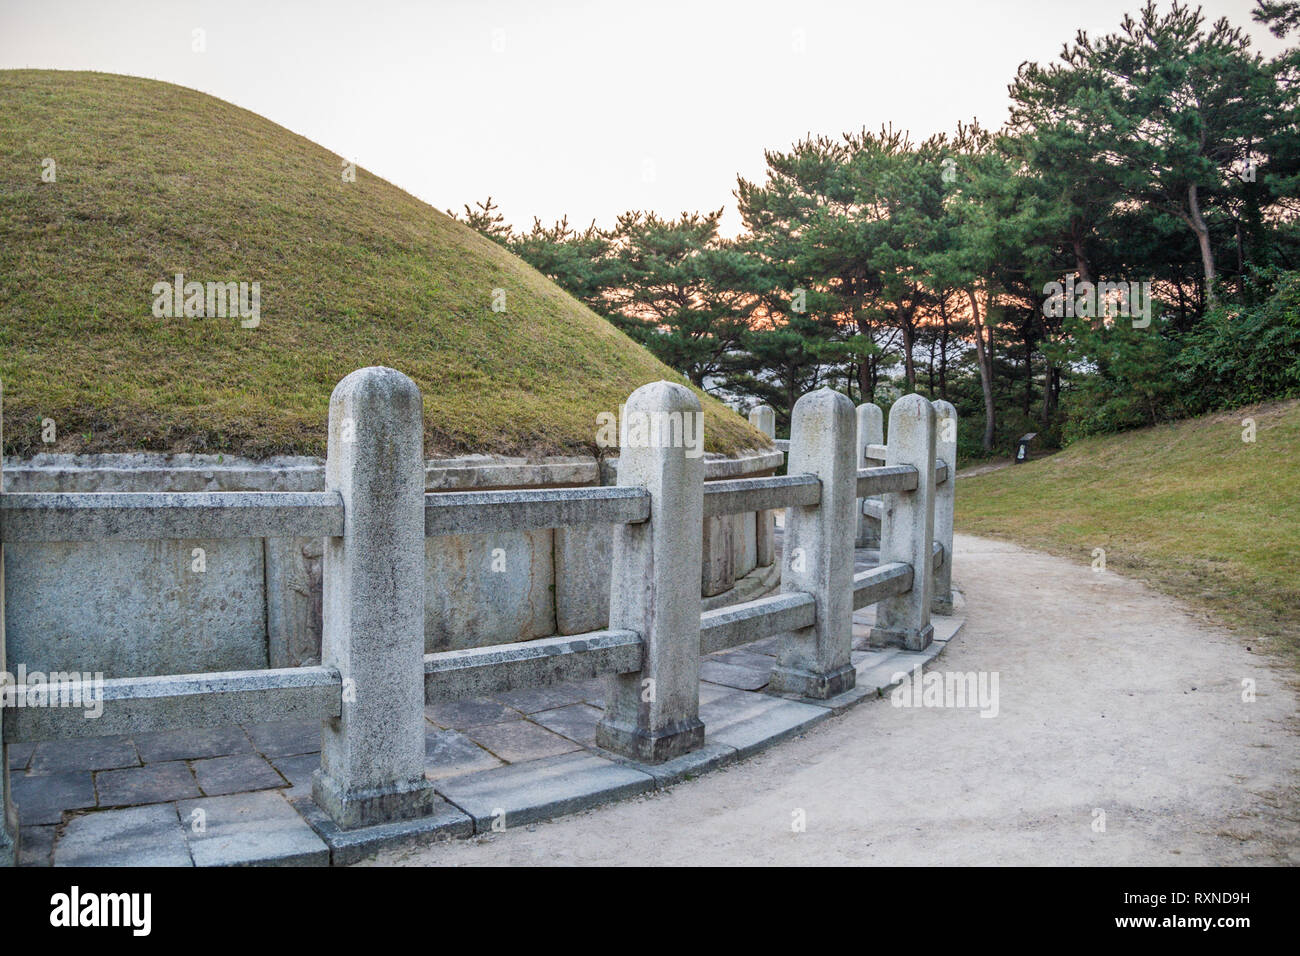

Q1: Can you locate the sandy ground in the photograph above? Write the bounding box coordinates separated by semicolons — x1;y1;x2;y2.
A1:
370;534;1299;866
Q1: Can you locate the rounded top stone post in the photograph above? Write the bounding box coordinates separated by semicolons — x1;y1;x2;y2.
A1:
855;402;883;464
617;380;704;472
326;366;424;487
932;400;957;465
316;365;433;828
329;366;424;435
599;379;706;762
886;393;937;444
624;379;701;417
748;403;776;440
790;388;854;444
874;393;938;651
774;386;857;699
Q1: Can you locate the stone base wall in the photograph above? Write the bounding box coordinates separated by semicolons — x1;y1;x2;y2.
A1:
3;449;782;677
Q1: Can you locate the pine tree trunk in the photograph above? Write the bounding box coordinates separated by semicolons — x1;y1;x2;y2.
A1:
855;308;872;402
1072;237;1093;285
967;288;995;454
902;319;916;391
1041;364;1059;425
939;293;949;399
1187;184;1217;308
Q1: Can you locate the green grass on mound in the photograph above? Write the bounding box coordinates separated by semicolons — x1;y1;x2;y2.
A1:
0;70;767;459
958;400;1300;664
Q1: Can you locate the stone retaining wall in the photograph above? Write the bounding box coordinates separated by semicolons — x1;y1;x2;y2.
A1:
2;449;781;677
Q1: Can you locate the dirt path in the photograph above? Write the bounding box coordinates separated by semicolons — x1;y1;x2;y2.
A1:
370;534;1299;866
956;458;1014;478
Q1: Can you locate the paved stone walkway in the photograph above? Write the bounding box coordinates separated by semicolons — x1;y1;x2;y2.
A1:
12;538;949;865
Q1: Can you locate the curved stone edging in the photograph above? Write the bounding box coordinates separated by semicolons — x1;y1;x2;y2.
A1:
293;611;965;865
701;561;782;612
2;446;782;493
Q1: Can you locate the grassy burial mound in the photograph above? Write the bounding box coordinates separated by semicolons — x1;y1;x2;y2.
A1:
0;70;766;459
958;401;1300;661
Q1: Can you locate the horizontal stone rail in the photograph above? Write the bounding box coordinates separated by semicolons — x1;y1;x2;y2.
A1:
856;464;919;496
852;561;914;610
701;474;820;517
0;490;343;542
862;493;950;527
0;372;956;861
861;450;946;483
423;485;650;536
423;629;642;702
1;665;341;742
700;590;816;655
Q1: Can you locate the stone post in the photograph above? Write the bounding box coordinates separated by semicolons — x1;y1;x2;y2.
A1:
870;394;937;651
932;400;957;614
770;388;856;699
313;367;436;828
701;515;734;597
0;381;16;866
596;381;705;763
855;402;884;548
748;404;775;440
748;404;777;567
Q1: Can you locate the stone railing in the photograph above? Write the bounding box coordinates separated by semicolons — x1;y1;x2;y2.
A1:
0;368;955;861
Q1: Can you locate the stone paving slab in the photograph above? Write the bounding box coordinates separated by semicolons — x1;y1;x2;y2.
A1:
12;770;96;825
178;791;328;866
55;804;192;867
97;760;201;807
490;682;590;715
712;648;777;668
529;703;603;748
699;680;740;704
436;750;655;833
270;752;320;798
932;615;963;643
18;824;55;867
244;719;320;758
7;742;34;771
134;726;252;763
701;690;831;758
463;719;581;763
426;697;523;730
597;740;739;788
30;735;139;773
805;640;945;713
424;728;504;780
886;649;943;673
292;793;473;866
193;753;285;796
740;635;784;656
852;662;918;695
851;647;900;668
699;659;770;691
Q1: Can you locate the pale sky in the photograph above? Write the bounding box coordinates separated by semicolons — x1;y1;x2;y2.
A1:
0;0;1287;236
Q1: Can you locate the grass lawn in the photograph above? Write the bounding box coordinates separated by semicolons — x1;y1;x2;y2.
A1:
0;70;765;459
957;400;1300;665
